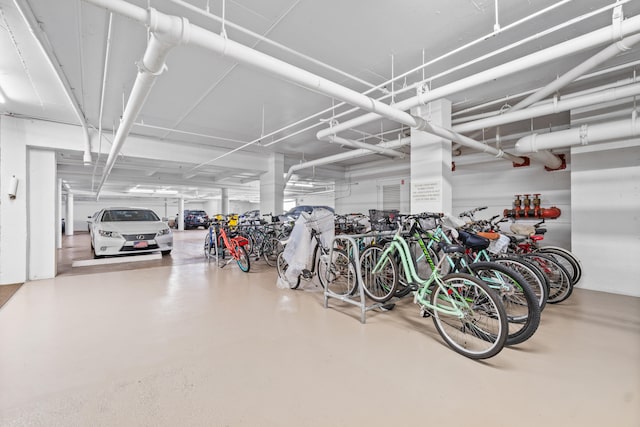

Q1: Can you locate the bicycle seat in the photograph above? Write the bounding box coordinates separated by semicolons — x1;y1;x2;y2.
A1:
457;230;490;251
440;243;465;254
477;231;500;240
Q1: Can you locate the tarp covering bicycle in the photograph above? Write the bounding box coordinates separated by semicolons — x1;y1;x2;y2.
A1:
281;208;334;286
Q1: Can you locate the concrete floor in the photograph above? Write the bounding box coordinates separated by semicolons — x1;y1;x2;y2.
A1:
0;231;639;426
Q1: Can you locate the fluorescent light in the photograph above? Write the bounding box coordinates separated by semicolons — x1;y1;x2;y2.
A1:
128;188;154;194
155;189;178;195
288;181;314;188
0;92;5;104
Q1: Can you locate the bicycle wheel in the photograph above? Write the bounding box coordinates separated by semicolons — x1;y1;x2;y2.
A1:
492;255;549;312
468;262;541;346
359;245;398;302
430;273;508;359
536;246;582;285
262;238;283;267
523;253;573;303
277;251;300;289
319;249;357;296
204;234;217;259
235;245;250;272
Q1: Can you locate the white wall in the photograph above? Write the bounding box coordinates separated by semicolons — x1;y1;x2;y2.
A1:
335;156;572;249
571;141;640;296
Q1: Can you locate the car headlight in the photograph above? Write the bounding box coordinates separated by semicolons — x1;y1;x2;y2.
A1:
156;228;171;237
98;230;121;238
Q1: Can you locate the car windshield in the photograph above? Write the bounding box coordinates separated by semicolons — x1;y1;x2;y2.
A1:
187;211;207;215
102;209;159;222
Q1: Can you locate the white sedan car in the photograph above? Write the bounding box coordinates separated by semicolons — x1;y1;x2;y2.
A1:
90;207;173;258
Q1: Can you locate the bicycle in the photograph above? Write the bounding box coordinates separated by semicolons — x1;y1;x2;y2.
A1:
360;214;508;359
277;211;357;296
204;221;251;272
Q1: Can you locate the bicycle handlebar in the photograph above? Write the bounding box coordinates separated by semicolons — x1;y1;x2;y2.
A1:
458;206;488;218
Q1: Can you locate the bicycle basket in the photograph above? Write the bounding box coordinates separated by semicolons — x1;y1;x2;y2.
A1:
369;209;399;232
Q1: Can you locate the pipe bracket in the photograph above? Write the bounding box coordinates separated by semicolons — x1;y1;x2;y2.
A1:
612;5;624;41
579;124;589;145
136;60;167;76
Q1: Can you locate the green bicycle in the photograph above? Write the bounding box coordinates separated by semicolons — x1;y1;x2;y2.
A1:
360;213;508;359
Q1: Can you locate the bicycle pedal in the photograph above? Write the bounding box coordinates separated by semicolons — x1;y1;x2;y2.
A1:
301;269;313;279
420;307;431;318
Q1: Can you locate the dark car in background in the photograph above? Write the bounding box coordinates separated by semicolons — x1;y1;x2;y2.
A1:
183;210;210;229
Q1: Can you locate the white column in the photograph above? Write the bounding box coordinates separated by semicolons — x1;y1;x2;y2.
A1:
29;149;57;280
410;100;453;214
221;188;229;215
0;117;28;285
260;153;284;216
178;197;185;230
57;179;63;249
65;193;74;236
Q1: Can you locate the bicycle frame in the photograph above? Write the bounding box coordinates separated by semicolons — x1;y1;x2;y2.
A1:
216;224;249;261
373;227;467;318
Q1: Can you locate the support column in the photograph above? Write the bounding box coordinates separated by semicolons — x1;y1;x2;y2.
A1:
0;117;27;285
221;188;229;215
260;153;284;216
178;197;185;230
28;149;57;280
57;179;62;249
65;193;74;236
410;100;453;214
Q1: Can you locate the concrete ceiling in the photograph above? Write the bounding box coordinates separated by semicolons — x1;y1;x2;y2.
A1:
1;0;640;204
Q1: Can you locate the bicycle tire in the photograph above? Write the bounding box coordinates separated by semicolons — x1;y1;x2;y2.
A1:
319;249;358;296
262;238;283;267
235;245;251;272
430;273;508;359
536;246;582;285
492;255;549;312
204;234;217;259
359;245;398;302
468;262;541;346
277;251;300;289
523;253;573;303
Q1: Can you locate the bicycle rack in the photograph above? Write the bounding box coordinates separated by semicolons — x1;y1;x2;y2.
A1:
324;231;398;324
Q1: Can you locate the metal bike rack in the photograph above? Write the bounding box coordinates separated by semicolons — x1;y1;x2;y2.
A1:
324;231;397;324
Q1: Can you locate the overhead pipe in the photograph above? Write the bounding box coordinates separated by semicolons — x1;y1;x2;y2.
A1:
328;135;405;158
95;8;190;197
284;137;412;185
512;33;640;110
14;0;92;164
515;115;640;154
454;82;640;133
413;119;526;165
316;12;640;140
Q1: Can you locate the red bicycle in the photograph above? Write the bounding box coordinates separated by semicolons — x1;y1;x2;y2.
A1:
204;222;251;272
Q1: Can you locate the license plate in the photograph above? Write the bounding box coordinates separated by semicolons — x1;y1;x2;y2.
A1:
133;241;148;249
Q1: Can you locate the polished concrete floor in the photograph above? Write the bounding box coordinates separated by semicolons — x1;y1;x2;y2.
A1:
0;231;639;426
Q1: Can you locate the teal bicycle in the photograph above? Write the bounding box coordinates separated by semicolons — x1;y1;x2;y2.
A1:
360;213;508;359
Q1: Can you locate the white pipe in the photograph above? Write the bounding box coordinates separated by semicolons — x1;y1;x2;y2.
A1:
512;33;640;110
515;116;640;153
96;9;190;197
413;118;526;164
454;82;640;133
14;0;92;164
328;136;405;158
284;137;412;184
316;13;640;140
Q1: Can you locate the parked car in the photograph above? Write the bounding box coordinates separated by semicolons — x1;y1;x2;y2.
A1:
183;210;210;229
89;207;173;258
239;209;261;224
281;205;334;221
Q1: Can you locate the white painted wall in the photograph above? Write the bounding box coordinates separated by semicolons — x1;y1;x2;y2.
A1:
571;141;640;296
28;150;57;280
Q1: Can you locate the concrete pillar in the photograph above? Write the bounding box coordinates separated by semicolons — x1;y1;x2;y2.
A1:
57;179;63;249
0;117;28;285
260;153;284;216
178;197;185;230
29;149;57;280
65;193;74;236
410;100;453;214
221;188;229;215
